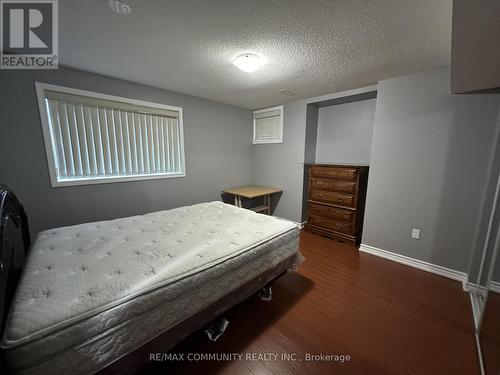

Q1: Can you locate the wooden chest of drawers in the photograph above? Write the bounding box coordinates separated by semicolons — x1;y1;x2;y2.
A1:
304;164;369;247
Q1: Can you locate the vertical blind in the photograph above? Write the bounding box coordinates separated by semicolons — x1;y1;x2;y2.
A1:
43;90;184;183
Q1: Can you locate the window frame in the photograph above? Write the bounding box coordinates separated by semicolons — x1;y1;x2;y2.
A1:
252;105;283;144
35;82;186;187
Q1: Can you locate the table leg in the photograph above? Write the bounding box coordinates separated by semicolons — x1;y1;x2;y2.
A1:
266;194;271;215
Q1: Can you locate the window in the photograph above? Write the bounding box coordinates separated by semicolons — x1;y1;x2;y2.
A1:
252;105;283;144
36;82;185;187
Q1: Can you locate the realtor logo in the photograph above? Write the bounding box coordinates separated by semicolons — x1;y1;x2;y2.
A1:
1;0;58;69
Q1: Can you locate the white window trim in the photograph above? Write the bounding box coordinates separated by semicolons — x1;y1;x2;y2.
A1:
252;105;283;144
35;82;186;187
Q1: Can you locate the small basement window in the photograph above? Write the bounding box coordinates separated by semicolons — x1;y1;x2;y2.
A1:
253;105;283;144
36;82;185;187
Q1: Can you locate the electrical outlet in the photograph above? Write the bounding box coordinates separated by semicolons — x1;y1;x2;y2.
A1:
411;228;421;240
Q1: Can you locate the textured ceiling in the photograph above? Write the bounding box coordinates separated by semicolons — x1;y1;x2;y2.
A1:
59;0;452;109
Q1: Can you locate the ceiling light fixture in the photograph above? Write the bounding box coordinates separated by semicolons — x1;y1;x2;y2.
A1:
107;0;132;15
234;53;265;73
279;88;296;96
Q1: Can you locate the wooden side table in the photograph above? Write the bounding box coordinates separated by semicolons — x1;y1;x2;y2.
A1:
223;186;282;215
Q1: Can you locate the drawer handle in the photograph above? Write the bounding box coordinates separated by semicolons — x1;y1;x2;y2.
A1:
338;198;343;202
336;224;343;230
338;184;345;190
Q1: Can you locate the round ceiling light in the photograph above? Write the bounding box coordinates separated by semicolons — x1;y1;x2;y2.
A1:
234;53;265;73
107;0;132;15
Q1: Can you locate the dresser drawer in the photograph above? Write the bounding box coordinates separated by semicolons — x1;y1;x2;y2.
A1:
308;214;354;235
309;190;355;208
310;166;358;181
310;178;356;194
308;203;354;222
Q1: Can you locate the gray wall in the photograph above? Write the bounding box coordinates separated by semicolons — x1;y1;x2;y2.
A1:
304;104;319;164
315;99;376;164
302;104;320;221
252;101;307;222
495;256;500;283
0;67;253;237
451;0;500;93
467;105;500;285
362;67;500;272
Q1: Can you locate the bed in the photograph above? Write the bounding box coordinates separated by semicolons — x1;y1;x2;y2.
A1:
0;185;303;374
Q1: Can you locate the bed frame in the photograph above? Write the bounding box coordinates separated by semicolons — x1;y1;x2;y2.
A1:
0;184;298;374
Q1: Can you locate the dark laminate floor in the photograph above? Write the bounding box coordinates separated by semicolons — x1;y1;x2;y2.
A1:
140;230;479;375
481;292;500;375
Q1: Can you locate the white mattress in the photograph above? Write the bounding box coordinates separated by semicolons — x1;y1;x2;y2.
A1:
1;201;301;374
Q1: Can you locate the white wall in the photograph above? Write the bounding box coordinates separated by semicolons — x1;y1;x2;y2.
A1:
315;99;376;164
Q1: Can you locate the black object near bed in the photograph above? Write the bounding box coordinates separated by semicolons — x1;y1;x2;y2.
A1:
0;186;30;373
0;184;302;374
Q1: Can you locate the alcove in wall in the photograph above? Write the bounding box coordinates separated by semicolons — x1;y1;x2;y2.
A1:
301;90;378;222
